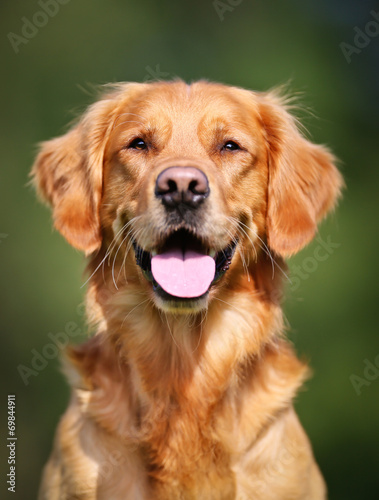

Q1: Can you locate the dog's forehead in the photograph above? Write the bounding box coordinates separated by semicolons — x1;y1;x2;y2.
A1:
117;81;259;130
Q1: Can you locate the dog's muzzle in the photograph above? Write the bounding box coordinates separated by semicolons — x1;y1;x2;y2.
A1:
132;166;237;302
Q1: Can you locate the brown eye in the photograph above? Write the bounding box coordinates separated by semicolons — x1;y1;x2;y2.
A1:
222;140;241;152
128;138;147;150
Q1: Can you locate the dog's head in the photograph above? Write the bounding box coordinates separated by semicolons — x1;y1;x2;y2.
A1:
32;81;343;313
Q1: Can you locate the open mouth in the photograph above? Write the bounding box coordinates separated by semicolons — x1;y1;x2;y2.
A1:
132;229;237;301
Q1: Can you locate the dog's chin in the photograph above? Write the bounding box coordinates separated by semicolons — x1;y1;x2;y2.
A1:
152;287;210;314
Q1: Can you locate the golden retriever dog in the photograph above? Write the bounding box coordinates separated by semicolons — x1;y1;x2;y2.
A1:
32;80;343;500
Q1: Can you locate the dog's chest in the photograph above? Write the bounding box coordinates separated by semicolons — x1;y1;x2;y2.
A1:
138;400;237;499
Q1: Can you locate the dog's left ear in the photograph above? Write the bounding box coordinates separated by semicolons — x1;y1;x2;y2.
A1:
31;97;119;255
259;92;344;257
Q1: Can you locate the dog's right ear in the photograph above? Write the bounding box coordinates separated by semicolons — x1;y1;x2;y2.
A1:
258;91;344;257
31;91;128;254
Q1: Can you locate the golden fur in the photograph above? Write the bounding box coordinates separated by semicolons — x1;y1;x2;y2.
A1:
32;80;343;499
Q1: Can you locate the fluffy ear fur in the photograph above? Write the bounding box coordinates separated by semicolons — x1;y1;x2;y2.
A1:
259;92;344;257
31;84;143;254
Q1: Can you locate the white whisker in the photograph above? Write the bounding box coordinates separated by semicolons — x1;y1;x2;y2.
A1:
116;226;145;285
255;232;290;282
224;225;251;281
112;225;141;289
112;120;146;132
81;222;129;288
191;310;206;353
228;216;290;282
112;112;147;131
121;298;152;328
81;216;142;288
162;312;181;351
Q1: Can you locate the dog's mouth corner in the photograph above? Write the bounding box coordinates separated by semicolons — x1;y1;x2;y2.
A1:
132;228;237;303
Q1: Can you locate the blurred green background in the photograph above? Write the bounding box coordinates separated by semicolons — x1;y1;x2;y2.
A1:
1;0;378;498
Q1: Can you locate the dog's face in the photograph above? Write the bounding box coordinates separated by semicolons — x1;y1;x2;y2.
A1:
32;81;343;313
102;82;268;311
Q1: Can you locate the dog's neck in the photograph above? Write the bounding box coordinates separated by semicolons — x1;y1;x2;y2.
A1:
108;282;280;397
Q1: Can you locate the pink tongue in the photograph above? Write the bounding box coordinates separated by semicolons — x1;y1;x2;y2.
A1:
151;249;216;298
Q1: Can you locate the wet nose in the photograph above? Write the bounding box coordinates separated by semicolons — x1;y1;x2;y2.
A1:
155;167;210;209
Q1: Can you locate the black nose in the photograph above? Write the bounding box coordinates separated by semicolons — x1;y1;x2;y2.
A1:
155;167;210;209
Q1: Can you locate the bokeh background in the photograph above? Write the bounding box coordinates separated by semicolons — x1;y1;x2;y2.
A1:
1;0;378;498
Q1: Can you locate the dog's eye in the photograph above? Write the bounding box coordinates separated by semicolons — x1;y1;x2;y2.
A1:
128;138;148;150
222;141;241;152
